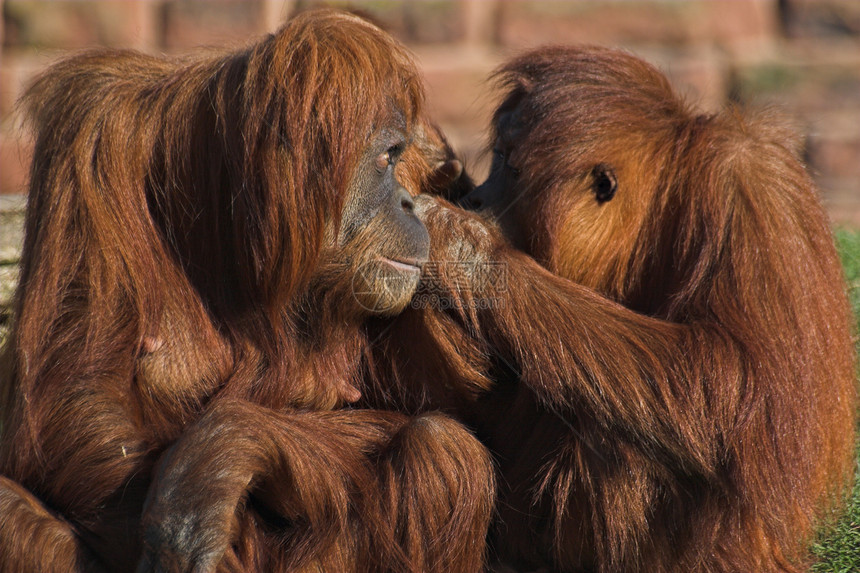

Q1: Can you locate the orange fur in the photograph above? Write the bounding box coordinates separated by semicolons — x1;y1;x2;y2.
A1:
372;46;857;573
0;10;493;573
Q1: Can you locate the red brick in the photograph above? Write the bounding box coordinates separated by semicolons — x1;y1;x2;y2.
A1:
101;1;160;50
780;0;860;38
400;0;466;44
423;65;491;129
415;45;505;182
641;48;729;112
463;0;499;46
801;111;860;226
261;0;297;31
694;0;777;53
290;0;465;45
820;181;860;227
3;0;158;50
0;52;53;120
731;51;860;113
498;1;696;49
0;64;17;121
162;0;265;51
417;46;501;128
497;0;775;52
291;0;406;38
808;134;860;180
4;1;100;49
0;135;31;195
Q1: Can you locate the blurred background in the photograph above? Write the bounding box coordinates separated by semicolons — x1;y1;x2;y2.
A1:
1;0;859;225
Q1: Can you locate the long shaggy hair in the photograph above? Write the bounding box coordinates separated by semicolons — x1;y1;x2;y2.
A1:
494;47;858;572
373;46;858;573
3;9;423;466
0;10;495;573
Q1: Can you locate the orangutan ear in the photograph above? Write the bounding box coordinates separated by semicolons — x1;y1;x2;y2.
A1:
426;158;477;202
431;158;463;188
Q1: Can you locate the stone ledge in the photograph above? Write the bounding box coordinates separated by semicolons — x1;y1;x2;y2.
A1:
0;195;25;315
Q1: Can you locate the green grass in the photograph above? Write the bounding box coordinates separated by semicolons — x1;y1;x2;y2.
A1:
836;228;860;322
811;228;860;573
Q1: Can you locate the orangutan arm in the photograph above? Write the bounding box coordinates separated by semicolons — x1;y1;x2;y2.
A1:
416;196;741;474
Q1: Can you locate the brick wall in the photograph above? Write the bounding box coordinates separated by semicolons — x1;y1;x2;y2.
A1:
2;0;859;225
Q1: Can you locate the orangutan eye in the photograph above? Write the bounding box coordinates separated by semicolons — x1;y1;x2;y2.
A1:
375;142;404;173
493;148;520;177
375;151;391;172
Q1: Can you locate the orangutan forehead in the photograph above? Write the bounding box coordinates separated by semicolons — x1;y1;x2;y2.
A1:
369;106;408;141
495;106;524;144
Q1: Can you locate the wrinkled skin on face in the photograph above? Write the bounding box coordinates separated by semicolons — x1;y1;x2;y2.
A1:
318;125;431;317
